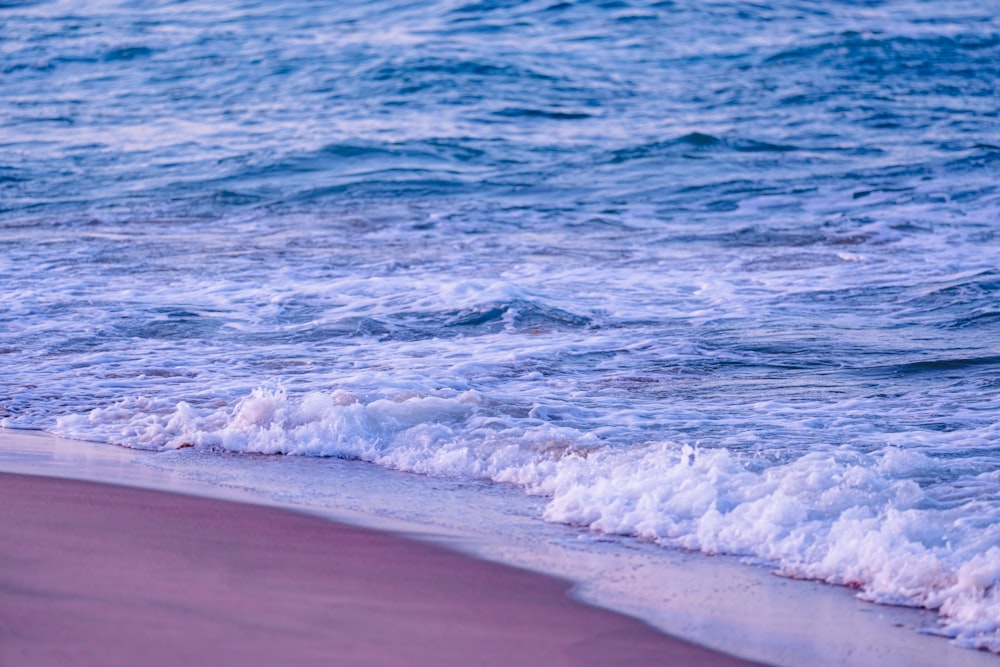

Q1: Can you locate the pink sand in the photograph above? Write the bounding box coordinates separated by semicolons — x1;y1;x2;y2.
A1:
0;472;766;666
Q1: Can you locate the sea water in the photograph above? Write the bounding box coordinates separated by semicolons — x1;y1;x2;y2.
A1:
2;0;999;655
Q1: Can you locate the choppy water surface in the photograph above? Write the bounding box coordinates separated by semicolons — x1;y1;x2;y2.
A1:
2;0;1000;652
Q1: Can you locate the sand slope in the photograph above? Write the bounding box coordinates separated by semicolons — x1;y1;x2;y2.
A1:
0;472;765;667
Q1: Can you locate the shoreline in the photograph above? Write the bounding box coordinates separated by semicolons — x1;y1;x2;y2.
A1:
1;429;995;667
1;470;761;667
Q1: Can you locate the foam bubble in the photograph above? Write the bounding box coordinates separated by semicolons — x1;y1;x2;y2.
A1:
53;388;1000;649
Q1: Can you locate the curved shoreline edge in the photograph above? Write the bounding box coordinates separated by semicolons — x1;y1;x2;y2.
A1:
1;429;995;667
0;470;762;667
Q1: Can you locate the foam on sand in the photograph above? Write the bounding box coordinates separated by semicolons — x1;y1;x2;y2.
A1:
51;387;1000;652
3;428;997;667
0;470;764;667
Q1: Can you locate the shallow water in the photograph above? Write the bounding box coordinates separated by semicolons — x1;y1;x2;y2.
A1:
2;0;999;652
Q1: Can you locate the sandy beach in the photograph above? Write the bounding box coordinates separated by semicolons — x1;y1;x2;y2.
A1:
0;471;765;667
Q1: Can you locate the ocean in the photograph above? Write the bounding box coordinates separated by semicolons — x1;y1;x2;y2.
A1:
2;0;999;657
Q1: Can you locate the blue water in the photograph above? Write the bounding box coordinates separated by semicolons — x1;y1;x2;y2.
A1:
2;0;1000;652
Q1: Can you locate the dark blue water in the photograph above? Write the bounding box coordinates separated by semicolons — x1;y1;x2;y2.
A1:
2;0;1000;651
5;0;997;222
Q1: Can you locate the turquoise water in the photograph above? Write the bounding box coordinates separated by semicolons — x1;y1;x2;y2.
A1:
2;0;1000;651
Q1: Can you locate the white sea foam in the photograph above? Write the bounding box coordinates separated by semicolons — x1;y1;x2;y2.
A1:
53;387;1000;650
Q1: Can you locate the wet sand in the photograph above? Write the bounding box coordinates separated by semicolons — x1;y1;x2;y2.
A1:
0;472;766;667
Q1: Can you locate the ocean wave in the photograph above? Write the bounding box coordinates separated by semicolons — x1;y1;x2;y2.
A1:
51;386;1000;651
